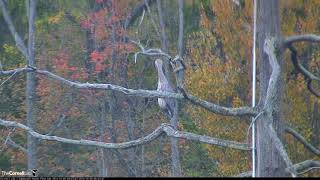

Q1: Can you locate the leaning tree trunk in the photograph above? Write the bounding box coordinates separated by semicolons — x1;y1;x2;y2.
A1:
26;0;37;171
256;0;287;176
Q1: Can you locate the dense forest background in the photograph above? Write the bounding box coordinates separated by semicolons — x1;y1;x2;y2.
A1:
0;0;320;177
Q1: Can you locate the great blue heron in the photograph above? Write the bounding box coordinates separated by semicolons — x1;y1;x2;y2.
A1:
155;59;175;118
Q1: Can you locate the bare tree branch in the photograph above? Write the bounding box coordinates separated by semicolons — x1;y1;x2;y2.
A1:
0;69;18;87
0;127;27;153
0;118;250;150
287;44;320;97
0;117;163;149
307;79;320;97
235;171;252;177
285;126;320;156
179;88;256;116
284;34;320;45
0;67;257;117
0;0;29;60
124;0;156;29
288;45;320;80
45;114;66;136
284;34;320;97
0;136;27;153
236;160;320;177
131;40;171;63
294;160;320;175
131;40;185;75
268;124;297;177
0;67;29;75
165;125;251;150
264;37;297;177
263;37;281;107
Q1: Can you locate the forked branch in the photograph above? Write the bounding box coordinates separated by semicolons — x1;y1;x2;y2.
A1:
0;118;250;150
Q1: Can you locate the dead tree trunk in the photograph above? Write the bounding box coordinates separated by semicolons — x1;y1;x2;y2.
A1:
157;0;182;176
256;0;287;176
26;0;37;171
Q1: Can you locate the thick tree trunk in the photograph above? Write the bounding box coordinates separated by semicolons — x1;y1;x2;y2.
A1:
156;0;182;176
125;106;138;176
98;98;108;176
256;0;287;176
156;0;170;76
26;0;37;171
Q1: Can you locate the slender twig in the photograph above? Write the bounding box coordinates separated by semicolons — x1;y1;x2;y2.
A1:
45;114;66;136
0;135;27;153
138;9;145;26
246;109;265;144
285;126;320;156
0;70;17;87
4;127;15;145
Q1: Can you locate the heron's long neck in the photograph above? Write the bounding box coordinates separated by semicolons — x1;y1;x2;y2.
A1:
157;65;168;85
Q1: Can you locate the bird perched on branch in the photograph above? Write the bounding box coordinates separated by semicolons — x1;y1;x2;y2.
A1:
155;59;176;118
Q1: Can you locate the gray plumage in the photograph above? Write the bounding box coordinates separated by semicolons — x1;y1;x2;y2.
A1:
155;59;175;118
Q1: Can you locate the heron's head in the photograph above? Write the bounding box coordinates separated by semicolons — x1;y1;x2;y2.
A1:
155;59;163;69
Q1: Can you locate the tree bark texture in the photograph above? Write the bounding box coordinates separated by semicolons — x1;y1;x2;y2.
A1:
256;0;287;176
27;0;37;171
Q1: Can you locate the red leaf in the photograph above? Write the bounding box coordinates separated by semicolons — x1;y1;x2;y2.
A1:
69;66;77;71
95;62;104;72
90;50;103;62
